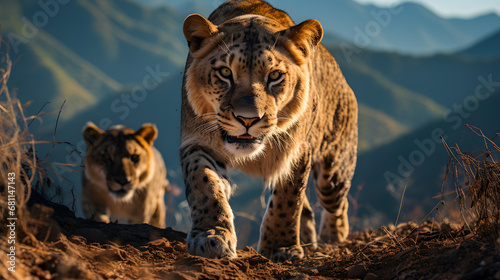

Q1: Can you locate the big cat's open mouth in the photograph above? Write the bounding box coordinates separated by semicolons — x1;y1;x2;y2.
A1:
109;189;129;197
226;133;263;144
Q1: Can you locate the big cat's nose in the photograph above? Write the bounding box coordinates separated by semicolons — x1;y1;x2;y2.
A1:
231;94;264;127
115;178;131;186
234;113;261;128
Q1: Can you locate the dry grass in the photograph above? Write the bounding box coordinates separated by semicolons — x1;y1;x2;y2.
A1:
443;124;500;235
0;40;65;278
0;43;37;237
0;42;36;278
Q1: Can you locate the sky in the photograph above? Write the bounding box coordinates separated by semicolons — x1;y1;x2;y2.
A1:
353;0;500;18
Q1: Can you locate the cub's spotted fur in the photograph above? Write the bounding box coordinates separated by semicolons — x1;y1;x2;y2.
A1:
181;0;357;261
82;122;169;228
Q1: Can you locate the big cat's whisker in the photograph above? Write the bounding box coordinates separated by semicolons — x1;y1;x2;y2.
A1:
188;113;217;127
199;121;221;135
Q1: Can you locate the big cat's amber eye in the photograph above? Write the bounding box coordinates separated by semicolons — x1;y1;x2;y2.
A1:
219;67;232;78
268;70;282;81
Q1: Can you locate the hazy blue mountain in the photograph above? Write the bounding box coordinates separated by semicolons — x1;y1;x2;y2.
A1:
341;49;500;107
276;0;500;54
2;0;186;84
139;0;500;55
448;12;500;40
39;0;187;83
0;1;122;124
330;47;446;128
461;30;500;58
358;105;408;152
1;0;188;128
330;45;500;154
352;92;500;228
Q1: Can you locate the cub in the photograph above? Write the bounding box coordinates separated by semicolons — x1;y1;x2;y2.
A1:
82;122;170;228
180;0;358;261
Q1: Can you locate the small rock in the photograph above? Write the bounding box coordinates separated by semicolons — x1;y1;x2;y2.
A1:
348;264;367;279
364;272;377;280
309;268;318;275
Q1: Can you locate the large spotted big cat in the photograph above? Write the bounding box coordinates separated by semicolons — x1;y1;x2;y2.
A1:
180;0;358;261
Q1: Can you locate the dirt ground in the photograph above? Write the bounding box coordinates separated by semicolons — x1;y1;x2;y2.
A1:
1;194;500;280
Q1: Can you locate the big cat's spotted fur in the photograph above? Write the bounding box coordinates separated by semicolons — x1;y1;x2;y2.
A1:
180;0;358;262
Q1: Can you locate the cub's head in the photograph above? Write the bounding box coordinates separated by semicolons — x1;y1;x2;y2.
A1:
83;122;158;201
183;13;322;159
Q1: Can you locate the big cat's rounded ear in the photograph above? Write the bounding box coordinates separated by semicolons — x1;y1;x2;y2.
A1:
280;19;323;64
83;122;104;146
183;14;219;55
136;123;158;145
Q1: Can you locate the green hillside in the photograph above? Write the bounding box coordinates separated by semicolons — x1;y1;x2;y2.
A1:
328;46;447;152
41;0;186;83
5;31;121;121
331;47;446;127
1;0;122;122
352;93;500;228
327;44;500;157
358;104;408;152
30;32;123;118
346;50;500;107
1;0;187;120
461;30;500;58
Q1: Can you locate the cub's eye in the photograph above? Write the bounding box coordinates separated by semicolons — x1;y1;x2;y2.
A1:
219;67;232;79
268;71;282;82
131;154;140;164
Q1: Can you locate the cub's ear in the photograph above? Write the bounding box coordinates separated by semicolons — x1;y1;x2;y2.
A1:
183;14;219;55
136;123;158;145
281;19;323;64
83;122;104;146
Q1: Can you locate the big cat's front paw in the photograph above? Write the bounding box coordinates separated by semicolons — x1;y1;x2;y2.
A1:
187;227;237;259
259;244;304;262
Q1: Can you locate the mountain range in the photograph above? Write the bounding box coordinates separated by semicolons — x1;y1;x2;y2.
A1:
461;30;500;58
1;0;187;124
352;93;500;228
145;0;500;55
